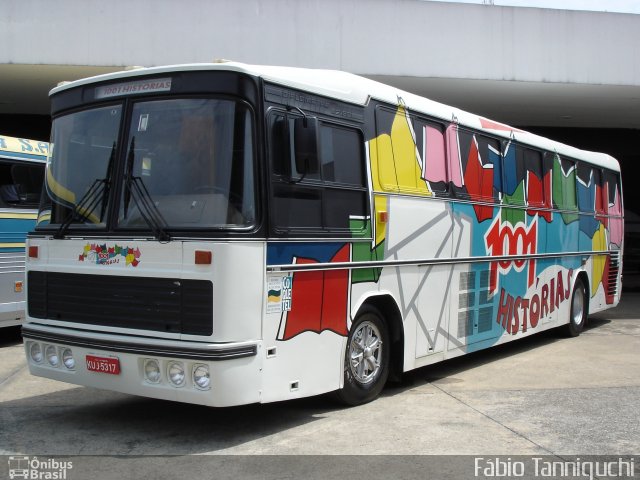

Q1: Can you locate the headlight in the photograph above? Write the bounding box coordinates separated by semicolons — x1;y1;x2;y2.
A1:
62;348;75;370
143;359;161;384
45;345;59;367
193;364;210;389
29;342;43;363
167;361;185;387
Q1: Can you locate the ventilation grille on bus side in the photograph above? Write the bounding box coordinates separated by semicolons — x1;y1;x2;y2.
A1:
607;252;620;297
27;271;213;335
0;251;25;274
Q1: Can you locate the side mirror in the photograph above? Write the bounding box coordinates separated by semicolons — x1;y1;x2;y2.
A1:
293;116;319;175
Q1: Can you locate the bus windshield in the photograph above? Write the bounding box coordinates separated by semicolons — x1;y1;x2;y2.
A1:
43;97;256;232
45;105;121;229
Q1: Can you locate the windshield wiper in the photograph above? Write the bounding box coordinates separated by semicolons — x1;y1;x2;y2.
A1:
53;142;116;240
122;137;171;242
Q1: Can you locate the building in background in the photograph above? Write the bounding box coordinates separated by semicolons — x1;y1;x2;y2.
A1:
1;0;638;287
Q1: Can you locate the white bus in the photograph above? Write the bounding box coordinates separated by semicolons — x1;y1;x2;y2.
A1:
0;135;46;329
22;63;623;406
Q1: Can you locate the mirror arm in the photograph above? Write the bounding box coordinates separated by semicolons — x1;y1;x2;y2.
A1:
288;106;309;125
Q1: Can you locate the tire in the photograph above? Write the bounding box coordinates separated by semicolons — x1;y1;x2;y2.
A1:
336;306;390;406
566;277;588;337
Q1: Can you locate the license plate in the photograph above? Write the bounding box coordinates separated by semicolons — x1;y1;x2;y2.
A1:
86;355;121;375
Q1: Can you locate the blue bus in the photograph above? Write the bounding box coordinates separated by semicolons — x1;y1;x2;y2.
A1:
0;135;46;328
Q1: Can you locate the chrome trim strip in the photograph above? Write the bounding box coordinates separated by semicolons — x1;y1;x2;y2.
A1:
22;326;257;361
267;250;616;273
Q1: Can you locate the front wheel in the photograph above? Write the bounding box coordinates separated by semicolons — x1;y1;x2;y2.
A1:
336;306;390;406
566;277;588;337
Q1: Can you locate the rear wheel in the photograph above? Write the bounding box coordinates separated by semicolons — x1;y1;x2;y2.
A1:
566;277;588;337
336;306;390;406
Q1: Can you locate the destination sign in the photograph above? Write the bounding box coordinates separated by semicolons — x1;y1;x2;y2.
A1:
95;78;172;99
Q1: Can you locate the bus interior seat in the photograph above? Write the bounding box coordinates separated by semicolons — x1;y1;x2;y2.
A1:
0;184;20;204
11;165;40;202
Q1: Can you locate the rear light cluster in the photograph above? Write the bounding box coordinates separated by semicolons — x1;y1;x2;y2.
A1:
142;358;210;390
27;341;75;370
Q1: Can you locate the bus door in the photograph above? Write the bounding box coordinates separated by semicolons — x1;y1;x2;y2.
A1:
369;110;451;359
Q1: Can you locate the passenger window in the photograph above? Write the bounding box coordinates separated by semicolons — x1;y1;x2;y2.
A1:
501;141;525;206
604;170;621;214
416;120;448;195
593;169;607;215
548;153;577;211
372;107;439;196
577;162;598;213
454;130;500;203
319;124;364;186
524;148;545;207
0;162;44;208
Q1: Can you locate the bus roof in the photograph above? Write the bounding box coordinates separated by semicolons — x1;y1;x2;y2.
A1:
50;62;620;172
0;134;48;163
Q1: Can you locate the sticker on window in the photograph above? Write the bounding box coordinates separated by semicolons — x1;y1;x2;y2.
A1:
138;114;149;132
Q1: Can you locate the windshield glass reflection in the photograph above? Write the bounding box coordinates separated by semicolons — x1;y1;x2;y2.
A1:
118;98;255;230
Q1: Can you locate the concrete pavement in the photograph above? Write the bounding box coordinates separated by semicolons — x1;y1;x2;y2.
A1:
1;294;638;459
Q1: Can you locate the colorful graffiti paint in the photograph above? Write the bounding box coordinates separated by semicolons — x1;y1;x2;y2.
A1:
274;244;350;340
78;243;141;267
267;99;622;355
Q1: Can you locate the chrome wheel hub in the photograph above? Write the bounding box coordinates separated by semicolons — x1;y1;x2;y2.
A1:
349;320;383;384
572;285;584;326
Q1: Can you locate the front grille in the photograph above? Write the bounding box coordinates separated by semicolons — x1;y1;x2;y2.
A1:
607;252;620;297
28;271;212;335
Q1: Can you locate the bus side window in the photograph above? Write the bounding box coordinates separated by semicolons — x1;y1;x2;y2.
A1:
594;168;607;215
372;108;443;196
269;111;367;235
0;161;43;208
548;152;577;212
604;171;622;212
604;170;623;248
319;123;364;186
524;148;545;209
416;120;448;195
454;130;500;203
577;162;597;213
372;107;400;192
501;141;526;206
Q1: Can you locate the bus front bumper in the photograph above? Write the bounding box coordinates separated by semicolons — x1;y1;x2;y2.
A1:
21;324;262;407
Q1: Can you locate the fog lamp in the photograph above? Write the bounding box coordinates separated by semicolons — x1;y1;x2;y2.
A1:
29;342;43;363
168;361;185;387
62;348;75;370
193;364;210;389
144;359;161;384
46;345;59;367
